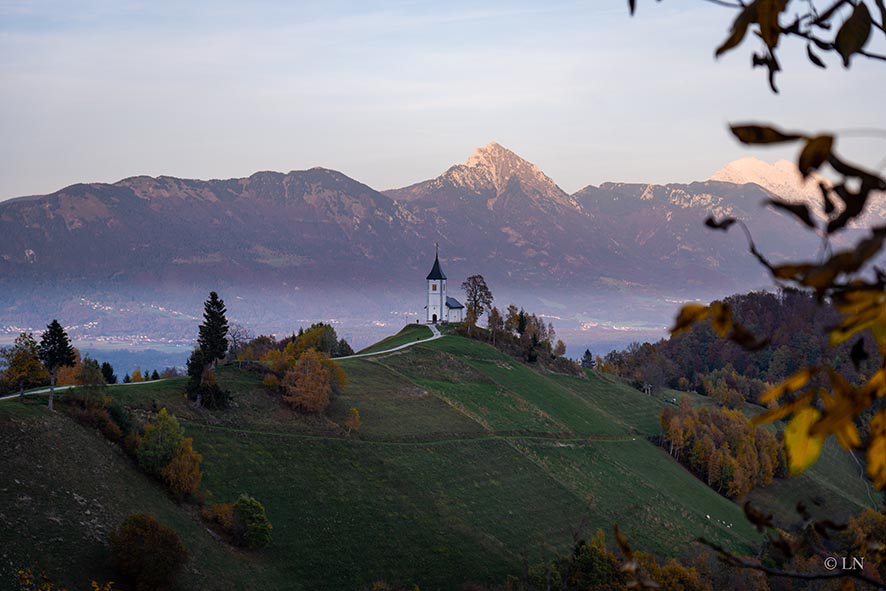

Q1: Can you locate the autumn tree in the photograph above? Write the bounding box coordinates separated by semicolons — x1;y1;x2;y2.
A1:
461;275;493;325
282;349;332;412
37;320;76;411
110;513;188;591
197;291;229;366
130;368;143;383
1;332;47;397
161;437;203;499
486;306;504;346
345;406;362;433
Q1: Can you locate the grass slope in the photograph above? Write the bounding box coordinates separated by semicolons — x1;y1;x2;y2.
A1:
356;324;432;354
0;329;877;590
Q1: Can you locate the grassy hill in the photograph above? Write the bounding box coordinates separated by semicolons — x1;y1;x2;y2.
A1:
0;329;877;590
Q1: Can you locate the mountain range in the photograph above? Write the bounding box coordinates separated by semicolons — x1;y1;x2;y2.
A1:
0;142;872;354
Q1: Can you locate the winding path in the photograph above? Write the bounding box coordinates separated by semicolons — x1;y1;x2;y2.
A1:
0;324;444;402
336;324;442;360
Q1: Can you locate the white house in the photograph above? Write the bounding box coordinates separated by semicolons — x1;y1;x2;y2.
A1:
425;249;465;324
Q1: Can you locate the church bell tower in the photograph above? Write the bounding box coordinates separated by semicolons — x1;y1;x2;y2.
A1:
426;244;446;324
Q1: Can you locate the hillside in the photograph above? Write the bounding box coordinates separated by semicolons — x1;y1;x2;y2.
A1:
0;330;875;590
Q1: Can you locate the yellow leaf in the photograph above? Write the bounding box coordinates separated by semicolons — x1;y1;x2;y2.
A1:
670;304;709;336
867;410;886;489
784;407;825;475
819;389;861;449
709;301;732;338
752;390;814;425
760;367;816;404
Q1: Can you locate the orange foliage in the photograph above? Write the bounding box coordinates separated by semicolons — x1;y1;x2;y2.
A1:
345;407;362;433
282;349;331;413
160;437;203;498
55;348;82;385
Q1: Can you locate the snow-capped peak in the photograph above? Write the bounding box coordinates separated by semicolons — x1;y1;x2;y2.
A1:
708;157;821;204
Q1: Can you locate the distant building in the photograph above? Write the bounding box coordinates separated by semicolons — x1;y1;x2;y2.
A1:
425;248;464;324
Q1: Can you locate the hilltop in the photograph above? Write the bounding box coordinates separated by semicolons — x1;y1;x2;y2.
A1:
0;328;874;589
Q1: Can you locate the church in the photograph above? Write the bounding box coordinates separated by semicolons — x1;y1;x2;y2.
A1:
425;249;465;324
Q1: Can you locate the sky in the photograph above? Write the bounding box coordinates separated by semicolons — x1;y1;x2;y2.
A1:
1;0;884;200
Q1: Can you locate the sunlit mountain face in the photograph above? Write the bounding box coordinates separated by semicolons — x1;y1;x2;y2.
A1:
1;144;877;364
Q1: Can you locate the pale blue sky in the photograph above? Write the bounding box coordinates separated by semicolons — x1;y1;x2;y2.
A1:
1;0;884;199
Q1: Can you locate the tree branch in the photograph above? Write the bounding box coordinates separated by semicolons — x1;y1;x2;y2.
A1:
700;539;886;589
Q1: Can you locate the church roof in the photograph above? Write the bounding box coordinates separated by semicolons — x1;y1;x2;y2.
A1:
426;254;447;280
445;297;464;309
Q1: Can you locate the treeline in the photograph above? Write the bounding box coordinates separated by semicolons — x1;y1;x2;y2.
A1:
660;397;783;498
465;302;579;375
599;290;878;405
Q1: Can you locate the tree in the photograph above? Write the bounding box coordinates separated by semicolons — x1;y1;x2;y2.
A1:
100;361;117;385
130;368;143;383
461;275;494;325
110;513;188;591
137;408;185;478
227;321;252;360
345;406;362;433
581;348;596;369
553;339;567;357
504;304;520;334
486;306;504;346
37;320;76;411
1;333;47;397
160;437;203;498
197;291;229;366
282;349;331;412
232;494;272;549
151;369;159;380
123;373;131;384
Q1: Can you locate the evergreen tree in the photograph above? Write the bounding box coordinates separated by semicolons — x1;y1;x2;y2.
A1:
197;291;229;366
101;361;118;385
151;369;160;380
581;349;596;369
37;320;76;411
123;373;131;384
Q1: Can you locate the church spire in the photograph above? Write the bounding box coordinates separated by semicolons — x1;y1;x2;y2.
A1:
426;247;446;280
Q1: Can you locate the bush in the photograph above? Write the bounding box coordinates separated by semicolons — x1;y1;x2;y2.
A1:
136;408;184;477
233;494;272;549
282;350;331;413
110;514;188;591
160;437;203;499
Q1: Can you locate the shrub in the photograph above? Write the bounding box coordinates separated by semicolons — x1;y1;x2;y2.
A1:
136;408;184;477
233;494;272;549
110;514;188;591
160;437;203;499
210;502;236;532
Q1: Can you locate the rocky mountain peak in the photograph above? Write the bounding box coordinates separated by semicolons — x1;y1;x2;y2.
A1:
707;157;821;204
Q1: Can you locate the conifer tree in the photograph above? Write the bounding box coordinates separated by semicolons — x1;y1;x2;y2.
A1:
37;320;76;411
100;361;117;384
198;291;229;366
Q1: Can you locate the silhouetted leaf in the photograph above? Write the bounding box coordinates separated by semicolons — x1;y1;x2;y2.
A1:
729;322;769;351
806;43;826;68
767;198;816;228
704;216;736;230
628;0;636;16
798;135;833;177
716;3;758;57
835;3;872;67
851;337;869;370
877;0;886;30
743;501;774;532
730;124;802;144
758;0;787;48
